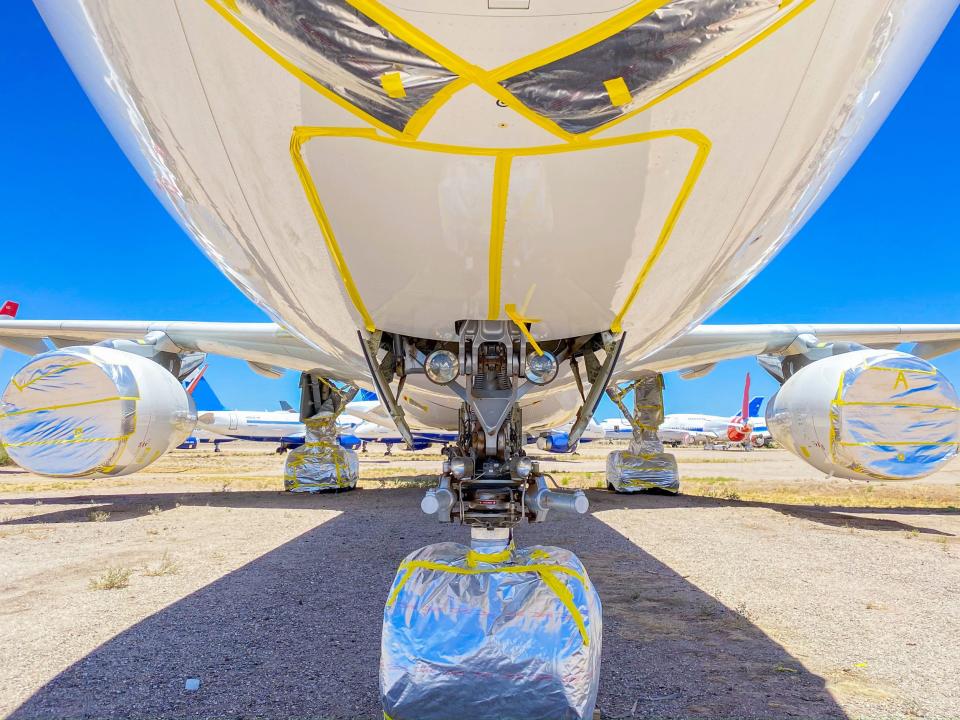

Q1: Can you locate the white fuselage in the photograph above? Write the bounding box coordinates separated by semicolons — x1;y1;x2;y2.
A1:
33;0;954;435
601;414;770;444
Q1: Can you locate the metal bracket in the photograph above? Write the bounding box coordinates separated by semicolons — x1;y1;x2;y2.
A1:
358;331;415;448
567;332;625;446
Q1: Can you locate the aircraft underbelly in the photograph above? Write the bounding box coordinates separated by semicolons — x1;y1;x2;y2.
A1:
34;0;953;395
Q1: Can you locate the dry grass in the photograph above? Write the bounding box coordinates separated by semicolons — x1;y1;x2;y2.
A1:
87;510;110;523
88;567;131;591
144;551;180;577
0;443;11;467
681;480;960;509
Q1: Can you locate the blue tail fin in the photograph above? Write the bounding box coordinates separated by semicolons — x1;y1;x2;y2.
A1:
192;376;226;412
747;396;763;418
356;389;378;402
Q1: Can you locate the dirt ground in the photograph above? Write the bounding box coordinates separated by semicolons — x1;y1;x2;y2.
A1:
1;443;959;719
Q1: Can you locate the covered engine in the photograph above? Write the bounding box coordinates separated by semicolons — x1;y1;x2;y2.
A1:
766;349;959;481
0;346;197;477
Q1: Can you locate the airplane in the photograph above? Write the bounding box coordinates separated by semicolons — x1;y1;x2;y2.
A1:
600;396;768;447
2;3;959;717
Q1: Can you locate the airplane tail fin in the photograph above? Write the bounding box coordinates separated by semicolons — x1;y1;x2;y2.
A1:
279;400;295;412
356;389;378;402
0;300;19;318
735;372;750;421
747;395;763;418
191;375;226;412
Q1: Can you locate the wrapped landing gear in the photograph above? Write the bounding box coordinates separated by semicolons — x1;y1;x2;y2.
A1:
361;322;622;719
605;373;679;493
283;373;359;493
381;531;602;720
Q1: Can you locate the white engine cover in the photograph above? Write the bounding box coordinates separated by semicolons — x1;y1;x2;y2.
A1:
0;346;197;478
766;350;960;481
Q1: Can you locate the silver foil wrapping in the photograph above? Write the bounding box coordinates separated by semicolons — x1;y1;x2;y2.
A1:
225;0;457;130
606;442;680;492
381;542;602;720
830;352;960;480
501;0;786;133
0;346;195;478
283;413;359;491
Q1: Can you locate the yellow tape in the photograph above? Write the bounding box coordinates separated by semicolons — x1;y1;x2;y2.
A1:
610;129;711;333
835;400;959;411
290;128;377;332
838;441;959;447
380;71;406;98
466;543;514;567
292;126;710;336
865;366;938;375
203;0;408;139
604;77;632;107
4;435;130;448
387;558;590;645
893;369;909;390
488;154;513;320
504;303;543;356
584;0;818;138
0;396;139;419
10;362;93;392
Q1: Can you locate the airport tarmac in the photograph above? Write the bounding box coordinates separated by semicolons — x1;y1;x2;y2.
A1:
1;443;958;719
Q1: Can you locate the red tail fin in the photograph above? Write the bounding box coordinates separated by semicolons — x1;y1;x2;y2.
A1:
741;372;751;422
0;300;19;318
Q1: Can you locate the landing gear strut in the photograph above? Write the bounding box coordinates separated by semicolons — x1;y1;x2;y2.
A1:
363;321;614;719
605;372;680;493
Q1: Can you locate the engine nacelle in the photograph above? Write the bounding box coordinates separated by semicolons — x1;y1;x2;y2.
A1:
536;432;577;454
766;349;959;481
0;346;197;478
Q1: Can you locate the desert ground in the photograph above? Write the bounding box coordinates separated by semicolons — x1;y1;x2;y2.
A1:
1;442;959;719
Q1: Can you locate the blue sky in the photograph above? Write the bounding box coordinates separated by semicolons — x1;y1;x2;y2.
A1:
1;4;958;419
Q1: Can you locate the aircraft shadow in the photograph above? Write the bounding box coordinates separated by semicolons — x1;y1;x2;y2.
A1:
8;488;848;719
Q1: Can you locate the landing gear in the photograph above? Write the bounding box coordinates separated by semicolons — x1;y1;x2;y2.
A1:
283;374;359;492
362;321;619;720
605;373;680;493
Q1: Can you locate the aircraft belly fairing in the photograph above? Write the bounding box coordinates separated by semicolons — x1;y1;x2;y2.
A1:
33;1;953;373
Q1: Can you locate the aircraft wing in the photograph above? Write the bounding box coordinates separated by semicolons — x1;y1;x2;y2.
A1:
629;324;960;377
0;319;358;379
4;319;960;383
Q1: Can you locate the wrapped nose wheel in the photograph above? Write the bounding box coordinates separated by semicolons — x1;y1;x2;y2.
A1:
360;323;620;719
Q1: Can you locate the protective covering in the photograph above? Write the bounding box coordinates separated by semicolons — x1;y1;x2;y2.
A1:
605;373;680;492
607;442;680;492
831;353;960;480
500;0;786;134
283;413;359;491
767;349;960;481
222;0;458;131
0;346;195;477
381;542;601;720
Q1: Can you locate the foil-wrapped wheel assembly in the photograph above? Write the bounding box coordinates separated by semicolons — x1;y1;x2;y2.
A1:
381;542;602;720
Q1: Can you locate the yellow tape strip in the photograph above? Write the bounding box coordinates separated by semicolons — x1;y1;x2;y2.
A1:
835;401;959;411
347;0;577;143
466;543;514;568
292;126;710;336
504;304;543;356
380;71;406;98
838;441;959;448
204;0;411;139
290;128;377;332
610;128;711;333
604;76;632;107
865;366;938;375
488;154;513;320
10;362;93;392
583;0;818;138
0;396;139;419
4;435;130;448
386;558;590;645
